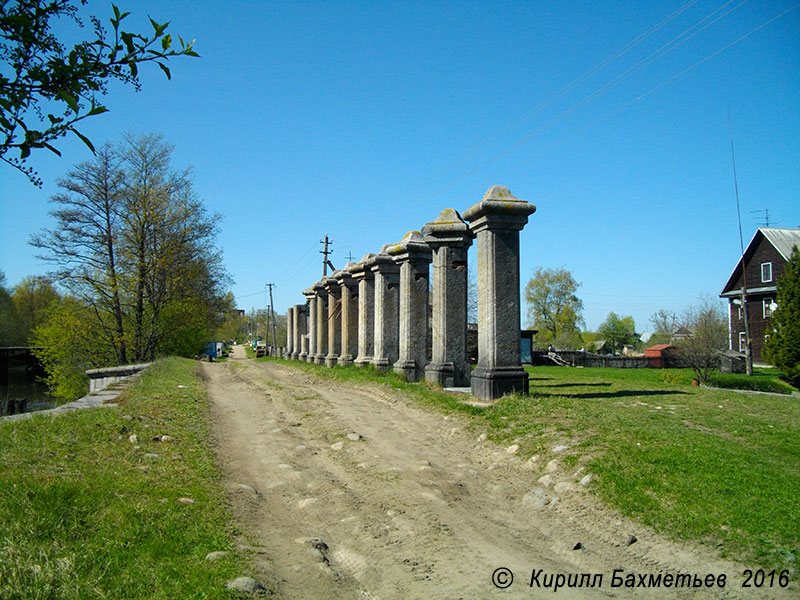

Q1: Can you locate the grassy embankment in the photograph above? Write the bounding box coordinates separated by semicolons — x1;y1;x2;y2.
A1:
259;355;799;575
0;357;252;600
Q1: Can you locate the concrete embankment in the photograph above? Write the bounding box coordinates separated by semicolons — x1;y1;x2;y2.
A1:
1;363;151;422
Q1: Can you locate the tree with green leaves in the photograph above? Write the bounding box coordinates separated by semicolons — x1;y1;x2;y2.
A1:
649;309;676;345
598;312;637;355
673;297;728;383
32;295;116;399
1;0;198;185
0;270;22;345
11;275;59;343
524;267;584;349
29;143;129;359
764;246;800;387
31;133;229;397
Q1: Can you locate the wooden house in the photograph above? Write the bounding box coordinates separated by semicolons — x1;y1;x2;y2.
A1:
719;227;800;362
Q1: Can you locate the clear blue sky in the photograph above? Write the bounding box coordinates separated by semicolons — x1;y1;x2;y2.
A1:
2;0;799;332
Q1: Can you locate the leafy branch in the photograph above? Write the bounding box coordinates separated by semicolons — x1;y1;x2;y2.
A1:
0;0;199;186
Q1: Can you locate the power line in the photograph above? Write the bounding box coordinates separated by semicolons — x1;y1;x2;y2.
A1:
367;0;753;226
387;0;704;203
497;2;800;178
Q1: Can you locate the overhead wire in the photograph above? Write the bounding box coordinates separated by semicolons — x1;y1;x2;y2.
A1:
368;0;755;227
412;0;704;188
359;0;708;227
496;0;800;178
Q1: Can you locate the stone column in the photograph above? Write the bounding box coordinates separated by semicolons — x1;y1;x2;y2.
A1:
286;306;294;359
463;185;536;401
291;304;304;360
385;231;432;382
324;275;342;367
301;289;315;362
335;264;359;366
422;208;474;387
349;254;376;367
369;248;401;372
313;281;329;365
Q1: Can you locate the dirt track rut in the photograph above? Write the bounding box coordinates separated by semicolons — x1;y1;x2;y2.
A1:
202;351;787;599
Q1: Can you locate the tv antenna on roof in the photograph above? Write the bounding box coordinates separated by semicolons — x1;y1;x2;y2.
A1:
750;209;777;228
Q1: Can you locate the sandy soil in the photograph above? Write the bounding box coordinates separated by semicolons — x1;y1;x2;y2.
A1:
202;348;792;599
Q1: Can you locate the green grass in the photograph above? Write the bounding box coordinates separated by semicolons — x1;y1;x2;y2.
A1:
0;357;253;600
707;368;797;395
521;367;799;572
264;357;799;574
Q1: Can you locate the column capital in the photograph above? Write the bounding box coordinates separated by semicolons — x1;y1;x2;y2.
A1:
334;263;358;289
422;208;474;248
323;275;341;297
463;185;536;233
368;247;401;275
302;286;315;300
385;230;432;264
348;253;376;279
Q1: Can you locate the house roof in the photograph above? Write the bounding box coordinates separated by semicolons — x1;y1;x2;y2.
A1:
761;228;800;260
720;228;800;297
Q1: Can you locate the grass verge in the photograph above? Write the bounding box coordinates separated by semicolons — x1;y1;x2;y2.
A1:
263;356;799;574
0;357;249;600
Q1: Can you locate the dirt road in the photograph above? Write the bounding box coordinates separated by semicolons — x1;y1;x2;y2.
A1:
202;349;779;599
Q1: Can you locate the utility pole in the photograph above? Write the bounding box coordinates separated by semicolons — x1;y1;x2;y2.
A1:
320;234;335;276
729;110;753;376
266;283;277;354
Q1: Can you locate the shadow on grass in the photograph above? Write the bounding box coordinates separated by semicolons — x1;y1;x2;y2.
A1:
533;389;689;399
536;382;613;388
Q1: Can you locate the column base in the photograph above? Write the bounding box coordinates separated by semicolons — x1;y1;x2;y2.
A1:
339;354;355;367
372;357;391;373
353;356;372;368
393;359;420;382
298;352;308;362
425;362;470;388
470;366;529;401
325;354;339;368
314;354;326;365
290;351;300;361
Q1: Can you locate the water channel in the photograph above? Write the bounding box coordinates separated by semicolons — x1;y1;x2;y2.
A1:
1;364;58;416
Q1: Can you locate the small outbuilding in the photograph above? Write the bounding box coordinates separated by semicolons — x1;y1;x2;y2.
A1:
644;344;676;368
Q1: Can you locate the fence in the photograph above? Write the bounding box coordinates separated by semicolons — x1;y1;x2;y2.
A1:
531;350;688;369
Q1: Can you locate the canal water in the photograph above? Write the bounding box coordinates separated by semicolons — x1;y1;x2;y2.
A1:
1;364;58;416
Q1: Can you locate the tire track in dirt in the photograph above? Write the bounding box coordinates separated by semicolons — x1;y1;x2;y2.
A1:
203;354;793;599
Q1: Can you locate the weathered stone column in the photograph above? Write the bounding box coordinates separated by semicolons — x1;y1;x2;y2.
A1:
291;304;304;361
312;281;329;365
385;231;432;381
422;208;474;387
349;255;375;367
324;276;342;367
463;185;536;401
369;248;401;372
335;264;359;367
302;287;316;363
298;304;309;361
286;306;294;359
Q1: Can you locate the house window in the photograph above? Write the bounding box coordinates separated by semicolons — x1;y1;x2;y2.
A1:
738;332;746;352
763;298;773;318
737;305;743;320
762;262;773;283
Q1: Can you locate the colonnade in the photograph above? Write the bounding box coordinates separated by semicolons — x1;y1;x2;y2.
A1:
284;185;535;401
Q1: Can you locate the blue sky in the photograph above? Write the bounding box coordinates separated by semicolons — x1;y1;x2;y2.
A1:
2;0;799;332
